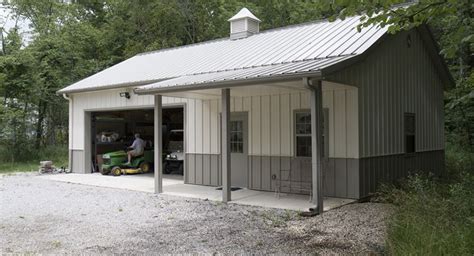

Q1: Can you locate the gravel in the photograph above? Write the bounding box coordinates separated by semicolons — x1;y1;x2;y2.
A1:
0;173;392;255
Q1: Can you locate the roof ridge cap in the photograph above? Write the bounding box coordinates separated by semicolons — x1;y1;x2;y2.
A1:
135;16;362;57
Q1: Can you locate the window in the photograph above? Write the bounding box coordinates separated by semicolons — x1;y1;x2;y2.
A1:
295;110;329;158
405;113;416;154
295;112;312;157
230;120;243;153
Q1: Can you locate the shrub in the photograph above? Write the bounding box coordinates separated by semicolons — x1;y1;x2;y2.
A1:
445;143;474;180
380;149;474;255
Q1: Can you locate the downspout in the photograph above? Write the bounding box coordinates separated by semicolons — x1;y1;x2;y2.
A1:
63;93;73;172
303;77;324;214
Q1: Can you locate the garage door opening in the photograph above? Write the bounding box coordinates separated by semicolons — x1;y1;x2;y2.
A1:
90;107;184;178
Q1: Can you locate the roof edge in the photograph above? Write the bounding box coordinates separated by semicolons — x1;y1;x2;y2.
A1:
134;71;322;95
57;78;172;95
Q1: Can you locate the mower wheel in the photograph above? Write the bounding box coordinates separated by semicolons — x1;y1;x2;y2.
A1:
100;168;110;175
163;162;171;174
111;166;122;176
139;162;151;173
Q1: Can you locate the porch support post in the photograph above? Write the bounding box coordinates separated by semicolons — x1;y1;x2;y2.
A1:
308;78;324;214
221;88;231;202
154;94;163;194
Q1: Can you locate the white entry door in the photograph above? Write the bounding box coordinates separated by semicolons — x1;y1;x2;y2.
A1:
230;112;248;188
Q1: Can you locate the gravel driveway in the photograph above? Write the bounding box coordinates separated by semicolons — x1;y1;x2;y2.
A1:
0;174;392;255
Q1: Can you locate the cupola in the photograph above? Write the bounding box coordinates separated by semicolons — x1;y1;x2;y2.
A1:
228;8;261;40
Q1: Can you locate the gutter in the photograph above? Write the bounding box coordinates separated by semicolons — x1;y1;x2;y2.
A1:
56;78;171;95
134;71;322;95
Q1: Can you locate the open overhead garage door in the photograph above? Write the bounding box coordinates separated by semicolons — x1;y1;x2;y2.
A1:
89;107;184;176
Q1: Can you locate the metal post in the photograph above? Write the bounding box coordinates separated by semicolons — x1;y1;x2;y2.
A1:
154;95;163;193
309;79;324;213
221;88;231;202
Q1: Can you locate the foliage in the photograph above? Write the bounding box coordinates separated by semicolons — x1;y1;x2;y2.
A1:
0;0;335;164
373;144;474;255
0;1;472;158
0;145;67;173
376;172;474;255
445;142;474;179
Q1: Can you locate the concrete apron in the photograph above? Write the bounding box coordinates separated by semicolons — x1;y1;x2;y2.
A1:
38;173;355;212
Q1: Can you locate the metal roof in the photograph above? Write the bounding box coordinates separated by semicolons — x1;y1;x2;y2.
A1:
58;15;387;94
134;56;354;94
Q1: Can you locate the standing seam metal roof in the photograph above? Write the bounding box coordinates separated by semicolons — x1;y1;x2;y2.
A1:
135;56;354;93
58;15;387;94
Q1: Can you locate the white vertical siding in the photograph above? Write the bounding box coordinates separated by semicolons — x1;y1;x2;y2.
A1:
270;95;280;156
280;94;291;156
71;83;359;160
202;100;211;154
261;95;271;156
183;84;359;159
210;99;220;154
251;96;261;155
70;88;186;150
187;99;196;153
334;90;347;157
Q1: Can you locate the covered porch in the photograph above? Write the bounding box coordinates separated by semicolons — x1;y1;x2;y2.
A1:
139;77;358;212
39;173;355;211
136;64;359;214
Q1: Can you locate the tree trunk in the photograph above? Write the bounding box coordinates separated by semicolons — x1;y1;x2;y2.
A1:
35;100;47;149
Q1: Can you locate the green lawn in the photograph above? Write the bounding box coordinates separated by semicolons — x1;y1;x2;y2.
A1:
0;159;68;174
0;162;40;174
0;146;68;174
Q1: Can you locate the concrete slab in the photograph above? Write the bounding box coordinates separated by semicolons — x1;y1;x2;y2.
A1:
39;173;355;212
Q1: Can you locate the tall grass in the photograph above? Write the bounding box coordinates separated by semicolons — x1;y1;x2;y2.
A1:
378;144;474;255
0;145;68;173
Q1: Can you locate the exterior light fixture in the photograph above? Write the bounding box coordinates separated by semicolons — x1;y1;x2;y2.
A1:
119;92;130;99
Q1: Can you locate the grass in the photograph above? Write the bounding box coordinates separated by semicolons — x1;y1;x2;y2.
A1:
0;145;68;174
377;144;474;255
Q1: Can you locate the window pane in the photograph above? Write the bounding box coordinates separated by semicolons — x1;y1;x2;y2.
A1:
296;136;311;157
404;113;416;153
296;113;310;124
406;135;415;153
295;112;311;157
296;112;311;135
405;114;415;134
296;124;305;134
230;120;244;153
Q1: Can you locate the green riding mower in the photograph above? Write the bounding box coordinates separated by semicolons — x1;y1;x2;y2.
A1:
100;150;154;176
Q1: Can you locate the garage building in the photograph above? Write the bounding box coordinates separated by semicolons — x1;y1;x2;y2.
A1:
58;8;453;211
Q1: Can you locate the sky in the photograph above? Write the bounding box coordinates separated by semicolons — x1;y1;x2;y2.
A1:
0;3;32;50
